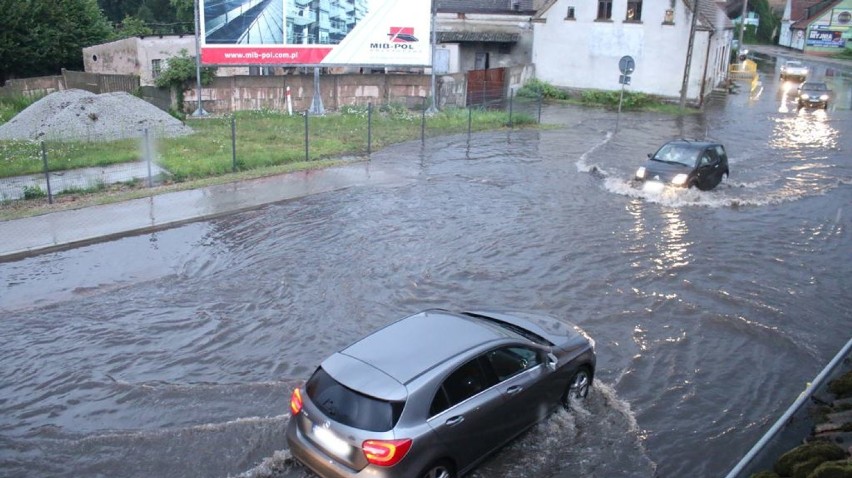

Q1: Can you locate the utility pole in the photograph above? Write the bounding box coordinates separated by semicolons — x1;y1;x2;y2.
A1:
738;0;748;52
679;0;700;108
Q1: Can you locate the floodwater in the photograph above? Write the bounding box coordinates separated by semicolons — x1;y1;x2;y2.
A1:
1;55;851;478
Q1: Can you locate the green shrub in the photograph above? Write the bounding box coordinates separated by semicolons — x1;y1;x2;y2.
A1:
749;471;781;478
22;185;46;199
828;371;852;398
516;79;569;100
808;460;852;478
792;457;827;478
578;89;656;110
774;442;847;476
0;94;43;124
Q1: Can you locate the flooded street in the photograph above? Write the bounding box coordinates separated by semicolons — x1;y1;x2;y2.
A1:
1;53;851;478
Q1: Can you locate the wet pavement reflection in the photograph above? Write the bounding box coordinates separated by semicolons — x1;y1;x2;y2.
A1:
1;53;851;478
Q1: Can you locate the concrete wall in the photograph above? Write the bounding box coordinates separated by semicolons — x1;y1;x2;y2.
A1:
532;0;729;102
185;73;450;114
83;38;140;78
0;75;64;97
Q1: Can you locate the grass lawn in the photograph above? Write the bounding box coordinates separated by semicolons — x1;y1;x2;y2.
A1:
0;105;535;218
0;107;535;181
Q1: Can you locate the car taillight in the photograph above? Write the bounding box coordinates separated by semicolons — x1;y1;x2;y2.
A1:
289;388;303;415
362;439;412;467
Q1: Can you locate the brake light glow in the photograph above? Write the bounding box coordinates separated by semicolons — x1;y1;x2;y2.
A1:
289;388;303;415
362;438;412;467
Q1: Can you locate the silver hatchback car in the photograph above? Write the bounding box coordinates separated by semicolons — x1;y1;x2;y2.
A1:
286;309;596;478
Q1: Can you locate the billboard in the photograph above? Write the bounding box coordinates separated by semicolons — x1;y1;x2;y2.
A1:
200;0;433;66
807;29;846;48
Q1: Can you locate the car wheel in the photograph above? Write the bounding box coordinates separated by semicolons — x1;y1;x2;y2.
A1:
420;461;455;478
563;366;592;406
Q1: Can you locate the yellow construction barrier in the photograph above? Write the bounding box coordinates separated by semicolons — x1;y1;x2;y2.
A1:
729;59;757;80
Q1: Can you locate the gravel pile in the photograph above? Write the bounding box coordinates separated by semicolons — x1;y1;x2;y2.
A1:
0;89;193;142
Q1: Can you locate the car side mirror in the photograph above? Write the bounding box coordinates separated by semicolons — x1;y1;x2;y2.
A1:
546;352;558;371
647;153;652;158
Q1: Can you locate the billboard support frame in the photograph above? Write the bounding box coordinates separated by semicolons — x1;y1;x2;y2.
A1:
192;0;208;117
309;67;325;115
426;0;439;113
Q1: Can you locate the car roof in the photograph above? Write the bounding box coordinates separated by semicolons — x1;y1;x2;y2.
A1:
663;139;721;149
338;309;515;385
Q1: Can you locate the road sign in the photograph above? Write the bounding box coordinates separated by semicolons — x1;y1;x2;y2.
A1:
619;74;631;85
619;55;635;75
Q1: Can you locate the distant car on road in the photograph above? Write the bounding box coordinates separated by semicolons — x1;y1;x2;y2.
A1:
780;60;809;82
286;309;597;478
796;81;831;109
634;139;730;192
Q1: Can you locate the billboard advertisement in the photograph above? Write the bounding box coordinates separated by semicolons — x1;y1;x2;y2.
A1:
200;0;433;66
807;29;846;48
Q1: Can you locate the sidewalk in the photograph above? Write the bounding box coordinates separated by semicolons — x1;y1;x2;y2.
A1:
0;159;408;261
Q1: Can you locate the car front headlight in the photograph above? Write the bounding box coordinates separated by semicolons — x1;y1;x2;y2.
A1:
801;93;810;99
819;94;829;101
635;166;646;179
671;174;688;186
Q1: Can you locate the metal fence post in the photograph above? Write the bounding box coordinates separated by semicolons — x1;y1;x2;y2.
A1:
508;90;514;128
231;116;237;172
304;110;310;162
144;128;153;187
367;102;372;156
467;107;472;140
537;91;543;124
421;101;426;144
41;141;53;204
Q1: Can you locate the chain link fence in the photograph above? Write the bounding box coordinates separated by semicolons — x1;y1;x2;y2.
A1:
0;98;541;207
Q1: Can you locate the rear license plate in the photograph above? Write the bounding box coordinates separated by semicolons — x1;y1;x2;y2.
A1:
312;425;351;456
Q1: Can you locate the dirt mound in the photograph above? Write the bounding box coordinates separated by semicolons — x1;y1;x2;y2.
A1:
0;89;193;142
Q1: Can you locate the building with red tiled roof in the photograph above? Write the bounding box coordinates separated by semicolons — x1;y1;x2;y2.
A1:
779;0;852;53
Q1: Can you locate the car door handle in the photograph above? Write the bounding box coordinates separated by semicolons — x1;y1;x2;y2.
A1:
506;385;523;395
445;416;464;427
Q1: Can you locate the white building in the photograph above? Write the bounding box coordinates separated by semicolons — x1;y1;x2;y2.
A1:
531;0;734;104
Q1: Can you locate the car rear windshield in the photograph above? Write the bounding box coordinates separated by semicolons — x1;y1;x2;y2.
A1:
306;367;404;432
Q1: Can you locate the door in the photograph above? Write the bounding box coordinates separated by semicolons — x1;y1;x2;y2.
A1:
427;357;507;471
466;67;506;107
696;148;720;189
484;346;552;435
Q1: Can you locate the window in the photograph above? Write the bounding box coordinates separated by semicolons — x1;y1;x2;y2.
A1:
151;59;162;79
565;6;575;19
430;357;496;416
486;347;541;381
597;0;612;20
306;367;403;432
626;0;642;21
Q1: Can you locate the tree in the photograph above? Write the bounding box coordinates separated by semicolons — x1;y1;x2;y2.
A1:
98;0;142;24
170;0;194;25
0;0;113;84
117;15;153;38
752;0;780;44
154;49;216;113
